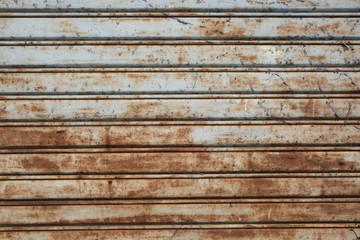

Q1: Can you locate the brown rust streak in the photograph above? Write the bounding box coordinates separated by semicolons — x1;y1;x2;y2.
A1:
20;156;60;173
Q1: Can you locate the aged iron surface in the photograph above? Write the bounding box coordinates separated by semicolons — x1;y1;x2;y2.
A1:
1;0;360;11
0;0;359;239
1;17;359;40
1;151;359;174
1;45;360;67
0;72;360;94
1;177;360;199
1;98;360;121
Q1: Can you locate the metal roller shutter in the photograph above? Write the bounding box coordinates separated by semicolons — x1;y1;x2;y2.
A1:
0;1;359;239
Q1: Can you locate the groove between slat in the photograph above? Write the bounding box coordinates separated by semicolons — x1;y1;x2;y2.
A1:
1;172;360;179
2;198;360;206
1;67;359;72
1;119;360;125
2;12;360;17
2;40;360;46
2;94;360;98
1;146;359;154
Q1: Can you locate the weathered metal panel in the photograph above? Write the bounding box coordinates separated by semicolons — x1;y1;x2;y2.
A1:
1;17;359;40
1;45;359;67
0;0;359;238
1;151;359;174
1;202;359;225
1;72;359;94
1;0;360;11
1;125;359;148
1;177;359;200
1;98;359;120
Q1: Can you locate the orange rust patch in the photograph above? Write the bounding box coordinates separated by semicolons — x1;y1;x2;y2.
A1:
241;55;258;63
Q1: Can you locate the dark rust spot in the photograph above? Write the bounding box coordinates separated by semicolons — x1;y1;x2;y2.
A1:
21;156;60;172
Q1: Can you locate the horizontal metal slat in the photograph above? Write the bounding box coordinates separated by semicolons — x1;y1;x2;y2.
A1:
1;98;358;121
2;151;358;174
1;202;358;225
1;45;359;68
0;228;358;240
1;125;359;148
1;0;359;12
1;17;359;40
1;72;359;95
0;177;359;200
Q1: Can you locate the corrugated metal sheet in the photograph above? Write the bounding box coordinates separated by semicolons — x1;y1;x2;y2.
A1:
0;0;359;239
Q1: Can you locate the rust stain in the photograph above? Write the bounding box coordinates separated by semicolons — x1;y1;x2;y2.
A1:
30;104;46;113
20;156;60;172
0;0;359;236
309;55;326;63
202;19;227;37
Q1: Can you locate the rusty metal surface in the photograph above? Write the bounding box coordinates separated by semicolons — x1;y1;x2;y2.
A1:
0;0;360;239
1;177;359;200
1;125;359;148
1;17;360;40
1;151;359;174
1;72;360;94
1;44;360;67
1;202;359;225
1;228;359;240
1;98;360;121
1;0;360;11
